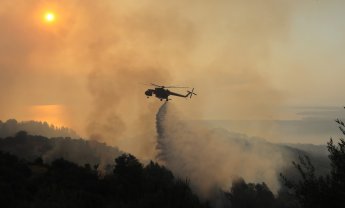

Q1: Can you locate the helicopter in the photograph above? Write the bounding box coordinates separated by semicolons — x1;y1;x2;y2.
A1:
145;83;197;101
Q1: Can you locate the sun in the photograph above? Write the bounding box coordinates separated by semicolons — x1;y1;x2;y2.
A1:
44;12;55;23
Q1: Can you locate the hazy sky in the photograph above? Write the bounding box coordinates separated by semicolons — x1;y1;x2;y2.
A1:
1;0;344;153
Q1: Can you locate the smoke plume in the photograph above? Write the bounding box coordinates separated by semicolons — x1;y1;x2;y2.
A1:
0;0;295;159
156;102;288;199
3;0;344;163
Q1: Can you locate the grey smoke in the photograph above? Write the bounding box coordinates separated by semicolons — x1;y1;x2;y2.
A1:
155;102;294;199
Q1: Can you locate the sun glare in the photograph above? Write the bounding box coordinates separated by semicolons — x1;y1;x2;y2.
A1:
44;12;55;23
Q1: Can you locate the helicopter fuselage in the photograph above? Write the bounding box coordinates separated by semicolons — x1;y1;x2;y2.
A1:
145;88;170;100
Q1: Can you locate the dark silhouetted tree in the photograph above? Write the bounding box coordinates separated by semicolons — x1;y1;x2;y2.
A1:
281;114;345;208
225;178;275;208
112;153;144;202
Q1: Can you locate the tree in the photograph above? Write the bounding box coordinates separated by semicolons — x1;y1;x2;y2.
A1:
113;154;144;201
225;178;275;208
330;119;345;194
15;130;28;139
113;153;144;185
281;115;345;208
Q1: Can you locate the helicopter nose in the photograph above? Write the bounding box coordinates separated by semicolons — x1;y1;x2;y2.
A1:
145;90;152;96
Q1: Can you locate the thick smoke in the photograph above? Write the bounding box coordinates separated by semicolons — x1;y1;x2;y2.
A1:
156;103;288;198
0;0;295;159
3;0;344;163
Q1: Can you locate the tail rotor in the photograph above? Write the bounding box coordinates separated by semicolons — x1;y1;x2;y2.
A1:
187;88;197;98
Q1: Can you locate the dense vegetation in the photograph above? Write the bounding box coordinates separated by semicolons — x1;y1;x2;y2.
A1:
225;178;299;208
224;135;345;208
0;151;209;208
0;131;122;166
281;137;345;208
0;116;344;207
0;119;79;138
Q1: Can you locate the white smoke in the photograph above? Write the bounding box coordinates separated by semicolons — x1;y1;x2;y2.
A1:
156;102;289;199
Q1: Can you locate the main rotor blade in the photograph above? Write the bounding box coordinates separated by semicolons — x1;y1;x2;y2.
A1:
150;83;163;87
141;83;153;86
150;83;189;88
164;86;189;88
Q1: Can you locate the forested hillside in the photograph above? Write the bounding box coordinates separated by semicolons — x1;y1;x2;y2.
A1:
0;131;122;166
0;151;209;208
0;119;79;138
